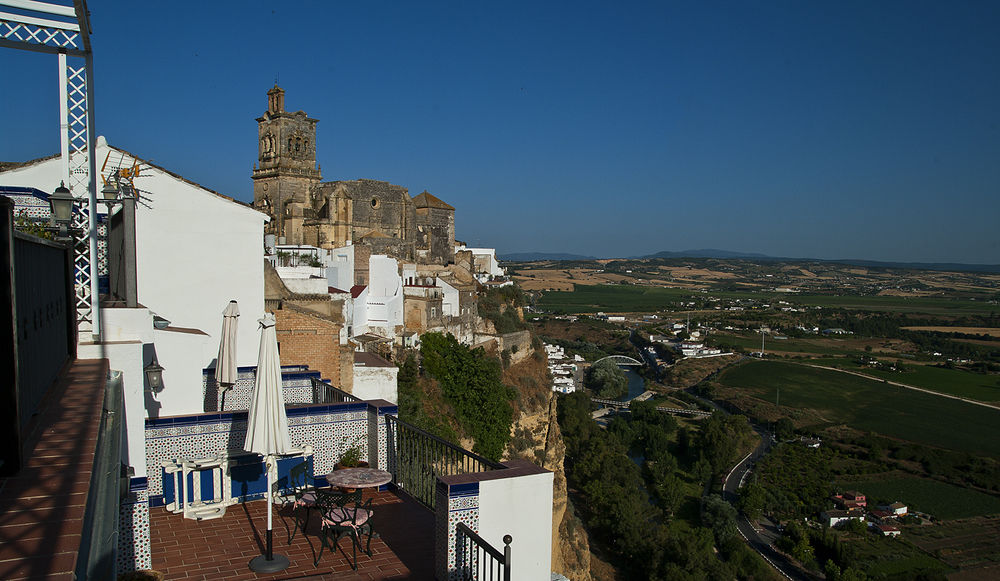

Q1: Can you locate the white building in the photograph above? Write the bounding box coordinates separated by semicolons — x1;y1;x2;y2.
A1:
1;137;268;477
353;352;399;403
455;243;505;282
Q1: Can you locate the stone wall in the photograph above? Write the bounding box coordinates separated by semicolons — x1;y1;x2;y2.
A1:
273;307;345;387
500;330;533;365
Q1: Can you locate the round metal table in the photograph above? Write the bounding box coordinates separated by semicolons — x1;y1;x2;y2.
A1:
325;467;392;489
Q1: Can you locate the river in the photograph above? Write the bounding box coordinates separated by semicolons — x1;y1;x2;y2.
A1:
622;368;646;401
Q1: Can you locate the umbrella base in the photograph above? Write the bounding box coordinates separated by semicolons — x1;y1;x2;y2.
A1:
249;553;289;573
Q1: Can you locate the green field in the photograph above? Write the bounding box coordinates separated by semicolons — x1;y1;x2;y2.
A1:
537;284;706;313
808;359;1000;402
715;333;863;357
537;284;996;316
718;361;1000;457
835;474;1000;520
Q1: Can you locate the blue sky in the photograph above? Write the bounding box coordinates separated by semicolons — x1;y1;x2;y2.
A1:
3;1;999;263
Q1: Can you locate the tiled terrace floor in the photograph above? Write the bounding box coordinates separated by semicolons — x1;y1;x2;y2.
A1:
149;489;435;580
0;358;109;581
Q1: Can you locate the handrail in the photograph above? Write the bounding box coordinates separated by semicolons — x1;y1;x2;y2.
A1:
384;415;503;510
456;522;511;581
75;370;125;580
310;377;360;403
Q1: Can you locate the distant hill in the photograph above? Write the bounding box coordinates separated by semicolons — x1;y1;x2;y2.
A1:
500;252;598;261
501;248;1000;273
639;248;770;259
640;249;1000;273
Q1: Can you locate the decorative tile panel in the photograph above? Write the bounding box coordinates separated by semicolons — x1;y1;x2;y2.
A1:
435;481;481;581
145;403;370;498
202;367;323;412
117;477;151;574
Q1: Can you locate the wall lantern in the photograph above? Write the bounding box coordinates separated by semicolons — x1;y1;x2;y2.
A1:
145;355;165;392
101;179;120;202
49;181;75;225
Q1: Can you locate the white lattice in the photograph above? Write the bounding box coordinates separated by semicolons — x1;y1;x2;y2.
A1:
66;65;94;327
0;20;81;51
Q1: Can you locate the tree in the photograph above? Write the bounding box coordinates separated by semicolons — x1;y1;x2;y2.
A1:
775;417;795;441
586;358;628;399
738;482;766;520
420;332;514;460
703;494;739;544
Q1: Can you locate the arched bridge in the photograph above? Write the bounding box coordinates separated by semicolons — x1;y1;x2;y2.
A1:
593;355;643;366
590;397;712;417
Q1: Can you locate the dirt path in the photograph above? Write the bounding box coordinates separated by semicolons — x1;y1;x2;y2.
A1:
804;364;1000;411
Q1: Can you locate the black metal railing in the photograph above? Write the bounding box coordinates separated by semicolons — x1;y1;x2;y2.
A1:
311;377;361;404
384;415;504;510
456;523;511;581
75;370;125;580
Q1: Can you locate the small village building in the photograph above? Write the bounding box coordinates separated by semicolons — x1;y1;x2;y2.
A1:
353;351;399;403
821;509;865;527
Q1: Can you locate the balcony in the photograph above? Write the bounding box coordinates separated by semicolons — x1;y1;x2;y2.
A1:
0;202;552;579
137;380;552;579
149;488;434;579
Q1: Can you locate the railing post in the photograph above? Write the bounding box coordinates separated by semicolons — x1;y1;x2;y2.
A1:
503;534;512;581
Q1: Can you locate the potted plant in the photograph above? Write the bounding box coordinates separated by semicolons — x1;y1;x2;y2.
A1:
336;445;368;470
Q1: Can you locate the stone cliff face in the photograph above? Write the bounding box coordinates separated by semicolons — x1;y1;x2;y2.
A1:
504;355;591;581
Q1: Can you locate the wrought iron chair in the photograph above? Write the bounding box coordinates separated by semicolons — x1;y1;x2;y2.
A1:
314;488;376;569
272;459;318;544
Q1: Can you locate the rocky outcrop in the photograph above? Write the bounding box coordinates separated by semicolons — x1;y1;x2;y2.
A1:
505;352;591;581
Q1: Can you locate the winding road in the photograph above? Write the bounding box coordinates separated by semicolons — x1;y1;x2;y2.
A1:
720;427;814;581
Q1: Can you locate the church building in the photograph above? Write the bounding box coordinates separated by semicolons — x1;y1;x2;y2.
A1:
251;86;455;265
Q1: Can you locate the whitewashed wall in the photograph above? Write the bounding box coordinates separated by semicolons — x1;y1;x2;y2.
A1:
352;285;369;333
478;470;554;580
0;137;268;370
326;243;354;291
437;277;460;317
353;365;398;404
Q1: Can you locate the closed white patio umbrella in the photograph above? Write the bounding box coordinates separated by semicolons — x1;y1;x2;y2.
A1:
245;312;293;572
217;300;239;387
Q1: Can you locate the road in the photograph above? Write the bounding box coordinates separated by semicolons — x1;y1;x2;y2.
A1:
721;426;815;581
805;363;1000;411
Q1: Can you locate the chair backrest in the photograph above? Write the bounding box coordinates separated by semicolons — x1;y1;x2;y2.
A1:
318;488;372;526
316;488;360;511
287;459;310;492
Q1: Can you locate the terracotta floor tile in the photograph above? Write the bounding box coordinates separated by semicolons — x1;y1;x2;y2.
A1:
149;490;435;580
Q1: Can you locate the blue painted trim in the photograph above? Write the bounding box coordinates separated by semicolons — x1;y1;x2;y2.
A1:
147;402;365;428
145;410;249;428
129;476;148;492
376;405;399;416
0;186;50;199
149;494;165;507
450;482;479;496
286;401;367;417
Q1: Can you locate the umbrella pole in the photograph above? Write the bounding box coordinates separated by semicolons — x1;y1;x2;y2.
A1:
249;455;289;573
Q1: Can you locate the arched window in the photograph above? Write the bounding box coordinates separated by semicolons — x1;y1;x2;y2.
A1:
288;138;293;151
295;138;301;152
304;139;309;151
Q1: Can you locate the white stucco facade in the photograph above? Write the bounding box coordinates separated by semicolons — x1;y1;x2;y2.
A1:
2;137;268;424
455;244;505;280
352;353;399;404
365;254;403;336
478;469;554;580
436;277;460;317
326;243;354;291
